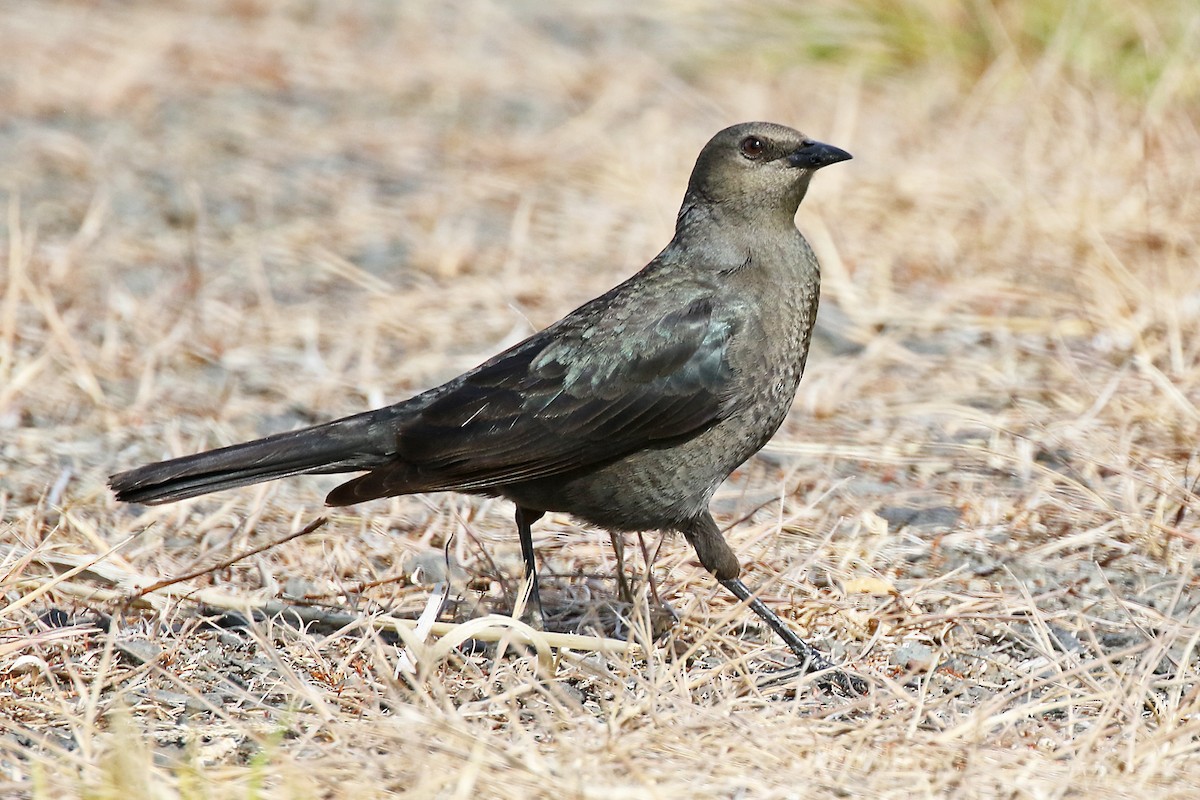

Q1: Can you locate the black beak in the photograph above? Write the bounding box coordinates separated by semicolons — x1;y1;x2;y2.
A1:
787;140;852;170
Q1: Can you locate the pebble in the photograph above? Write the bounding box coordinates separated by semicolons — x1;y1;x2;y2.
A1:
890;641;937;671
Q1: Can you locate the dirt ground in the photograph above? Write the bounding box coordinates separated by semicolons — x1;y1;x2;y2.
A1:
3;1;1200;797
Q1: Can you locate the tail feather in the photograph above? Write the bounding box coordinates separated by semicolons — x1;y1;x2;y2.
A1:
109;408;402;505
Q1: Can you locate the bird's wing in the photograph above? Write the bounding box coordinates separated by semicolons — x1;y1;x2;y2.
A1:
324;294;737;504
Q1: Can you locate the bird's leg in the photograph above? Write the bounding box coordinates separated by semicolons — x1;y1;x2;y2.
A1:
638;532;679;638
719;576;835;672
683;513;865;694
514;506;546;626
608;530;635;606
638;532;664;609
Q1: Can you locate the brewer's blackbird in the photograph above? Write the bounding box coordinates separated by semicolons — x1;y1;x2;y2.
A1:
111;122;856;688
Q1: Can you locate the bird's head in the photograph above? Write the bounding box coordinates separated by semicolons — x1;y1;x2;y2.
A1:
684;122;851;223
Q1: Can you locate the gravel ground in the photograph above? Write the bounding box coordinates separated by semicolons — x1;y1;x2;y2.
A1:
3;2;1199;798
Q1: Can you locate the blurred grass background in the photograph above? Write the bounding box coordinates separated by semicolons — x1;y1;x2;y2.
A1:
731;0;1197;97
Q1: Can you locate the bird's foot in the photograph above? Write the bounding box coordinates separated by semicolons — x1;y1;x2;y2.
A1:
647;598;679;640
514;575;546;630
720;577;868;696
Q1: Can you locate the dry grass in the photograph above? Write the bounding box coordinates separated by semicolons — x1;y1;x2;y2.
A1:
3;0;1200;797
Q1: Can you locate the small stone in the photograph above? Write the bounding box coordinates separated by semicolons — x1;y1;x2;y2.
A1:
282;577;316;600
890;641;937;671
1047;624;1086;655
116;639;161;665
877;505;961;532
407;549;468;586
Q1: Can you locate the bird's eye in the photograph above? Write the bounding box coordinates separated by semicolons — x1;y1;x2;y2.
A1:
739;136;765;159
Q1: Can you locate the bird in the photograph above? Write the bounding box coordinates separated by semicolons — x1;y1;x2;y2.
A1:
110;121;858;690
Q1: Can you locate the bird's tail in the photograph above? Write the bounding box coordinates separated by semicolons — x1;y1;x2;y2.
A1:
109;407;403;505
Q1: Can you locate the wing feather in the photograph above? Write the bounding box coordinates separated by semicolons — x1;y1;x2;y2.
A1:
325;295;736;505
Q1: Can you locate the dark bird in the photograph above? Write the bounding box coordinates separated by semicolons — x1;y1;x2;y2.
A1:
111;121;857;689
